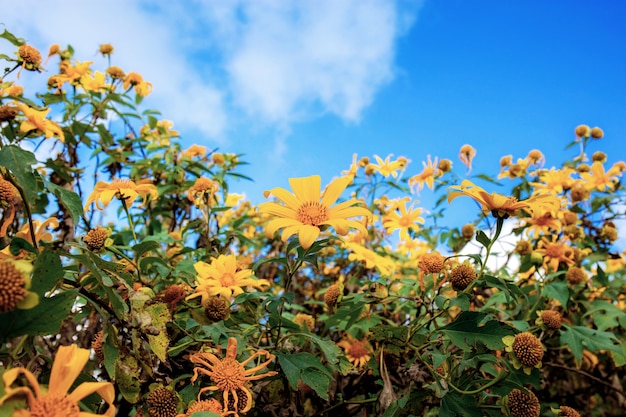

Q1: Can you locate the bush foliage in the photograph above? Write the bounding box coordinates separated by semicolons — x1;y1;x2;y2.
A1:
0;28;625;417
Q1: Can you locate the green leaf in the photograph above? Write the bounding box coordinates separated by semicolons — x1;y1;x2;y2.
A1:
0;145;38;210
306;334;341;365
276;352;332;400
115;354;142;403
583;300;626;331
440;391;482;417
133;240;160;258
0;29;23;46
145;302;172;361
438;311;515;351
476;230;491;248
0;290;77;340
31;250;64;296
542;281;569;308
44;181;83;225
560;324;622;365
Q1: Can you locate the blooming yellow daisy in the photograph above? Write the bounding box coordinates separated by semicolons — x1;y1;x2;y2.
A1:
448;179;560;219
258;175;372;249
408;155;442;192
337;335;373;369
16;103;65;141
382;197;424;240
187;254;270;303
0;344;115;416
83;178;158;211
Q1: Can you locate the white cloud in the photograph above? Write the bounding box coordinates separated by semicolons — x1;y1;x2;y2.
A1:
1;0;227;141
203;0;418;123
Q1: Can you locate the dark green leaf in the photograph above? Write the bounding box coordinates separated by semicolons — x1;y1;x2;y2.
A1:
44;181;83;225
31;250;64;296
0;145;38;209
560;324;622;365
542;281;569;308
438;311;515;351
476;230;491;248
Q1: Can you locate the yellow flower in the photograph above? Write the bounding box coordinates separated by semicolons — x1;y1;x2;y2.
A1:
16;103;65;141
79;71;111;92
190;337;278;414
123;72;153;96
0;217;59;258
187;177;219;207
448;179;560;219
187;254;270;303
84;179;158;211
181;144;207;159
337;335;373;369
535;235;575;272
60;60;93;84
0;344;116;416
258;175;372;249
382;197;424;240
368;154;407;178
408;155;442;192
344;241;395;276
458;144;476;173
531;167;576;195
579;161;622;192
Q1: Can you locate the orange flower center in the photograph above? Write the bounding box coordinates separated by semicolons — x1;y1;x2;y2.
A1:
220;272;237;287
211;357;247;391
30;393;80;417
545;243;564;258
297;202;328;226
347;340;370;359
398;217;413;227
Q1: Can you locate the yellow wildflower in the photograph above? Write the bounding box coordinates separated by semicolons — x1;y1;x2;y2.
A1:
337;334;373;369
408;155;442;192
0;344;116;416
16;103;65;141
382;197;424;240
83;178;158;211
123;72;153;96
258;175;372;249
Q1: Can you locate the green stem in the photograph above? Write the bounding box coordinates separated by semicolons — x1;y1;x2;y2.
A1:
478;216;504;278
447;370;508;395
121;198;138;243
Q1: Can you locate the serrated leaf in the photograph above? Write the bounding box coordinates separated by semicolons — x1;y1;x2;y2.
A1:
0;145;38;210
560;324;621;366
542;281;569;308
276;352;332;399
583;300;626;331
440;391;482;417
438;311;515;351
0;290;77;340
45;180;83;225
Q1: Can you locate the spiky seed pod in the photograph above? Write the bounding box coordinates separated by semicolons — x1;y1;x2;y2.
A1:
450;264;477;291
92;330;104;363
184;399;223;416
0;178;19;207
0;105;18;122
146;386;178;417
18;44;42;68
512;332;543;367
574;124;590;138
0;260;28;313
507;389;540;417
83;227;109;251
205;297;230;321
324;284;340;308
566;266;586;285
418;252;445;274
461;224;474;239
558;405;581;417
540;311;562;329
590;126;604;139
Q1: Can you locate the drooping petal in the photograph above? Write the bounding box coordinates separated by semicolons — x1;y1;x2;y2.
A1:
69;382;116;417
48;344;90;395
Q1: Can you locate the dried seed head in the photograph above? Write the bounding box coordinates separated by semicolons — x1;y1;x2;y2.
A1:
461;224;474;239
205;297;230;321
0;260;28;313
590;126;604;139
540;310;562;329
418;252;445;274
507;389;540;417
591;151;607;163
438;158;452;173
515;240;532;256
324;284;340;308
574;124;590;138
558;405;580;417
0;178;19;207
450;264;476;291
566;266;586;285
106;66;125;79
146;386;178;417
184;399;223;416
99;43;114;55
293;313;315;331
18;44;42;68
0;105;18;122
92;330;104;363
83;227;109;251
512;332;543;367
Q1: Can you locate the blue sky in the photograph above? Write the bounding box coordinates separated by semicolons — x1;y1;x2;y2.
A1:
3;1;625;228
